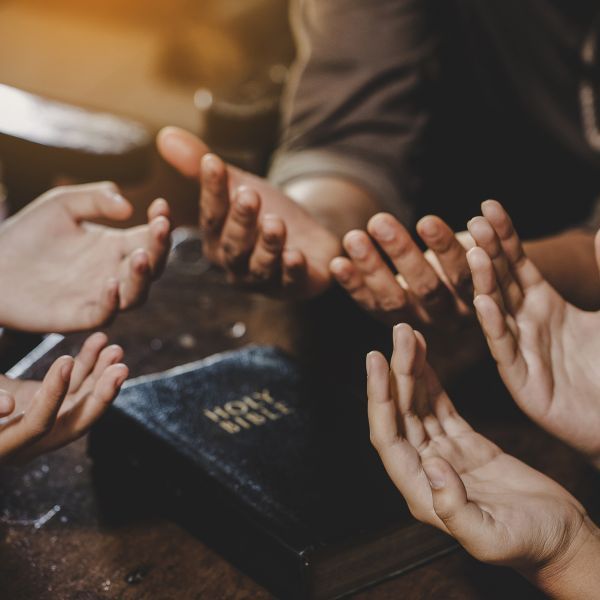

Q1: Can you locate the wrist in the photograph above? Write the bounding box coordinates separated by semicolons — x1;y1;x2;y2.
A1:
284;176;381;240
527;516;600;600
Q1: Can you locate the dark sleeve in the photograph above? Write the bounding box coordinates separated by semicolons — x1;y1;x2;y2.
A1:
268;0;438;223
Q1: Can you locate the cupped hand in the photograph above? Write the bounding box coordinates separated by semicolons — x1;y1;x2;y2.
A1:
0;332;128;464
330;213;475;329
367;323;592;574
0;182;171;333
466;200;600;469
156;126;340;299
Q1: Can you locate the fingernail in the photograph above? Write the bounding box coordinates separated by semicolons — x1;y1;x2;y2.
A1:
202;154;220;177
348;235;369;259
422;462;446;489
366;352;377;374
373;219;395;242
420;219;439;238
111;192;127;204
237;190;256;212
161;132;190;157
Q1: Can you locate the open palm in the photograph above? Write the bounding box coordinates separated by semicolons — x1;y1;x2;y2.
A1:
0;332;128;464
467;201;600;467
157;127;339;299
0;182;171;333
367;324;588;571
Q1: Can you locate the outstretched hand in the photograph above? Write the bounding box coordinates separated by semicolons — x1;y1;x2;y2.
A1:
0;182;171;333
330;213;476;329
466;200;600;469
157;127;340;299
0;332;128;464
367;324;597;582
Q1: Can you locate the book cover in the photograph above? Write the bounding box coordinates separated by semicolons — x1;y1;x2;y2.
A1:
88;345;454;599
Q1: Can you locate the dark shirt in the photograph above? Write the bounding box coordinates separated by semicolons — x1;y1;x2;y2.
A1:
269;0;600;237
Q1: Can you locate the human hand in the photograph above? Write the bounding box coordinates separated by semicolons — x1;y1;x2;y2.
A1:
156;127;340;298
0;182;171;333
367;324;597;582
330;213;475;329
466;200;600;469
0;332;128;464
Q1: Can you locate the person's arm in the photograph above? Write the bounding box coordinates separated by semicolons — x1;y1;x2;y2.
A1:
524;228;600;310
527;519;600;600
270;0;438;225
282;177;380;239
158;0;438;299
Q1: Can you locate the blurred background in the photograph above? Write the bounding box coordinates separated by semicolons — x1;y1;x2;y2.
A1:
0;0;294;217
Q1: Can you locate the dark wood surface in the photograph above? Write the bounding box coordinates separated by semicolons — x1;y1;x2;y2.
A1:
0;230;598;600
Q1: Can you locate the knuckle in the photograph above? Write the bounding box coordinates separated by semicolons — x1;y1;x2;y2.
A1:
378;295;406;312
369;433;384;450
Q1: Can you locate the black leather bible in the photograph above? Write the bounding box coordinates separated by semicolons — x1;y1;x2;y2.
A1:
89;345;454;599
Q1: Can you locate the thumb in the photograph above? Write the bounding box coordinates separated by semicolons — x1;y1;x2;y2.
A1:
156;126;211;179
422;457;491;545
56;182;132;222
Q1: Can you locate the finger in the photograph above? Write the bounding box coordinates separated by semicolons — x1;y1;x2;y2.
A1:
147;197;171;221
473;295;527;389
82;278;119;331
368;213;452;315
417;215;473;303
91;345;125;381
156;126;210;179
367;351;398;448
0;390;15;418
468;216;523;312
147;215;171;277
422;457;494;543
31;364;129;455
247;214;286;282
466;247;507;312
330;256;378;311
367;350;431;518
121;218;170;279
55;181;133;222
282;249;309;292
200;154;230;241
481;200;544;291
595;229;600;278
219;186;260;273
410;331;445;440
69;333;109;394
119;249;152;309
343;230;408;312
421;360;472;436
390;324;428;448
0;357;73;460
60;344;123;416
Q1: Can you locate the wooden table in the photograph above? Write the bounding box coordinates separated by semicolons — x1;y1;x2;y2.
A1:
1;230;598;600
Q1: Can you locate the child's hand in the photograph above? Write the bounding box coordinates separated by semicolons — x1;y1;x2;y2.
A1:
0;333;128;464
367;324;599;586
466;200;600;469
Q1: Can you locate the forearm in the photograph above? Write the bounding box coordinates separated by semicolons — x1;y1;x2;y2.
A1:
526;517;600;600
283;176;383;240
524;228;600;310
